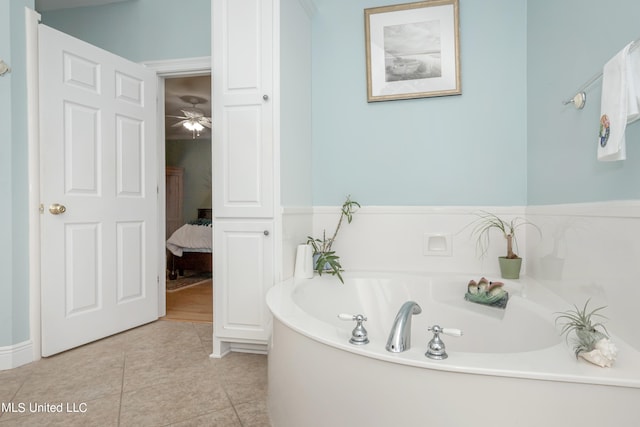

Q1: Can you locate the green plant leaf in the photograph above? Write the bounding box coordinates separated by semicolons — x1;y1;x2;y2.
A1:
554;299;609;354
467;210;540;259
305;195;358;283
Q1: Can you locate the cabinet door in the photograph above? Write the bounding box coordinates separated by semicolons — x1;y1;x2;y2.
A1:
213;0;274;218
214;221;274;342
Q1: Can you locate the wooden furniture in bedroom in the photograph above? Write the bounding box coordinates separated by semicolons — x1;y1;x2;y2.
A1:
167;208;213;280
165;166;184;238
198;208;212;219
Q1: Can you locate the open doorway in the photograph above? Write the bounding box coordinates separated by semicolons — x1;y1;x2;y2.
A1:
162;74;213;323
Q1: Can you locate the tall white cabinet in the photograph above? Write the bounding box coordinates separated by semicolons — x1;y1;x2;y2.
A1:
212;0;313;357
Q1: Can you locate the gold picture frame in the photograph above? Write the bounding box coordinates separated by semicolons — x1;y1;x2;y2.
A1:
365;0;461;102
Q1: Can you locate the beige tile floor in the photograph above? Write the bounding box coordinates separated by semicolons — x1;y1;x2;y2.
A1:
0;320;270;426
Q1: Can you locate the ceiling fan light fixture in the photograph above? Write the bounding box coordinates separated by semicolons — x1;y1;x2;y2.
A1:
183;120;204;132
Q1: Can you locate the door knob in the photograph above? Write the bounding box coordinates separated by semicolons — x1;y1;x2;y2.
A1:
49;203;67;215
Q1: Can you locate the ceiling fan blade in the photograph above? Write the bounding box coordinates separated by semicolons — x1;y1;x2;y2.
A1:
181;109;203;119
200;119;212;129
171;119;189;127
166;115;188;119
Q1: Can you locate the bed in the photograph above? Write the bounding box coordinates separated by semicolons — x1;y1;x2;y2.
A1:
166;209;213;280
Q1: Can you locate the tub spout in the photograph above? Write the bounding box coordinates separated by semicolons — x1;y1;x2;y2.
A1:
386;301;422;353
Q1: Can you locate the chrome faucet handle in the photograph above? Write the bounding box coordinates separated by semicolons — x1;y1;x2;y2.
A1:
338;313;369;345
428;325;463;337
425;325;463;360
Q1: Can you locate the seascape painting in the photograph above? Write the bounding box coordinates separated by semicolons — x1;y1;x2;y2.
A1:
383;20;442;82
365;0;460;102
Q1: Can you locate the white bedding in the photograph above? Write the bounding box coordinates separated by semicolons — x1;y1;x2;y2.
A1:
166;224;213;256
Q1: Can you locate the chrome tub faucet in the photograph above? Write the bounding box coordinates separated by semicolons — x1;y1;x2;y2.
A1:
386;301;422;353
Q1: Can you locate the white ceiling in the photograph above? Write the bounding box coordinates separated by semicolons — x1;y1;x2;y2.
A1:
165;76;212;140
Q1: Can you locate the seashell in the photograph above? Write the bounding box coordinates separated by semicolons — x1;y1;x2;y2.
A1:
595;338;618;360
477;280;488;293
579;338;617;368
488;286;506;298
487;282;504;297
467;280;479;294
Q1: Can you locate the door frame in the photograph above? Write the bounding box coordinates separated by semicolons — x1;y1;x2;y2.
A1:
25;6;211;360
141;57;212;317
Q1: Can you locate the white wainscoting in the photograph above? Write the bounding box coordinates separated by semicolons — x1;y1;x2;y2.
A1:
310;205;529;276
526;201;640;350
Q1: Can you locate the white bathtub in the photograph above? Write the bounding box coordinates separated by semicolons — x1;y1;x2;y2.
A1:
266;272;640;427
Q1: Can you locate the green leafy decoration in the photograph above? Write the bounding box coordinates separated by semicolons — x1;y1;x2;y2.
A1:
305;195;359;283
555;299;609;358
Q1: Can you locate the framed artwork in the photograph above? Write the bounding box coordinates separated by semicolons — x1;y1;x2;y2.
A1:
365;0;461;102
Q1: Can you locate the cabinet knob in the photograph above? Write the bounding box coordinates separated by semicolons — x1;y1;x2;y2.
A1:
263;230;270;236
263;94;269;101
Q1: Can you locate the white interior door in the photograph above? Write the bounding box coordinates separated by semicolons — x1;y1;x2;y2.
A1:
39;24;158;357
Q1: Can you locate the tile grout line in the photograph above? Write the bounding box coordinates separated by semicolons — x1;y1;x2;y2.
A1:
224;387;245;427
1;365;35;421
117;350;126;427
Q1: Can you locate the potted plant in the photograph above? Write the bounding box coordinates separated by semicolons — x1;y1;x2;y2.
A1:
555;300;617;367
306;195;360;283
469;211;540;279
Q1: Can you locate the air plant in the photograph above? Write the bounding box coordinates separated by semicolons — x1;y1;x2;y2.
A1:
555;299;610;359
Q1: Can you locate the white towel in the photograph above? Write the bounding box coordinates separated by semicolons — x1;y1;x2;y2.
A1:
598;42;640;161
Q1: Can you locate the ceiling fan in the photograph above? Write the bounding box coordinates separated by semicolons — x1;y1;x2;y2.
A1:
167;95;212;139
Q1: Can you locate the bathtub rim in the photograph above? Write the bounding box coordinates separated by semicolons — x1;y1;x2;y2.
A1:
266;271;640;389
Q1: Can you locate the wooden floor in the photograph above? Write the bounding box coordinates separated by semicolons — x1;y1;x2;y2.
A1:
162;279;213;323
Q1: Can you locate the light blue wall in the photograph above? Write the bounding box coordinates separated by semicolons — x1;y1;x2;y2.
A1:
41;0;210;62
1;0;34;347
0;0;13;347
311;0;528;206
527;0;640;204
280;0;313;207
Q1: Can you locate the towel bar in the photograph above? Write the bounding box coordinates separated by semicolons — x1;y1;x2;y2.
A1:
562;38;640;108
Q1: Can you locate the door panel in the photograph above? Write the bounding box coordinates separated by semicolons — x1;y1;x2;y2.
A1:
65;223;100;316
39;24;158;356
213;0;273;218
214;222;273;341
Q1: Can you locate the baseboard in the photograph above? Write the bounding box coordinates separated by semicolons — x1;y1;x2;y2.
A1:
0;340;33;371
211;337;268;358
